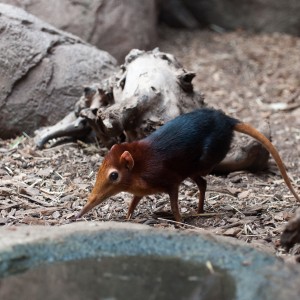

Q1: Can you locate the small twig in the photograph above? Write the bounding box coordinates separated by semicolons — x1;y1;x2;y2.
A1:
40;188;62;195
207;188;238;198
157;217;200;229
30;179;43;188
221;221;242;230
22;132;30;138
3;166;14;176
227;204;245;216
244;224;254;235
283;195;300;199
207;194;221;201
0;203;20;210
187;212;226;218
9;136;26;149
252;197;271;205
94;136;101;150
55;171;64;180
240;234;268;237
19;193;53;207
32;157;52;160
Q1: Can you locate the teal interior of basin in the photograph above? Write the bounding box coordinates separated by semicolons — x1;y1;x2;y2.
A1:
0;256;235;300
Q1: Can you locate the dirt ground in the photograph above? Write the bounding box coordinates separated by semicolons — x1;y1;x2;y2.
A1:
1;27;300;258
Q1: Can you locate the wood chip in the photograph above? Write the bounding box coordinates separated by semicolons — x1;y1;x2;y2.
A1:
37;167;53;177
238;190;250;200
19;186;40;197
52;211;61;219
223;227;242;237
0;187;13;196
0;217;8;224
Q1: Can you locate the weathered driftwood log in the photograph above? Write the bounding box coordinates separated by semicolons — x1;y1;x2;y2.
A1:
213;121;271;173
34;48;270;173
34;113;91;150
35;48;205;148
84;48;205;147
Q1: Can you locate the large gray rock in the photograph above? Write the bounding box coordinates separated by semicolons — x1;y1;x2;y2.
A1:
0;4;117;138
159;0;300;35
2;0;157;62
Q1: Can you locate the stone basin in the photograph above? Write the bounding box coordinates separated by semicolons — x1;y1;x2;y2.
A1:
0;222;299;300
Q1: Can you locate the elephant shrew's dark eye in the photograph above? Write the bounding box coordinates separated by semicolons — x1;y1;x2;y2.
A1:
109;171;119;181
